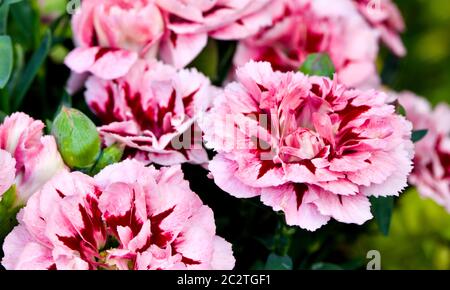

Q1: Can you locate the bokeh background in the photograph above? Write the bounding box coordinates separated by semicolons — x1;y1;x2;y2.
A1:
352;0;450;270
2;0;450;270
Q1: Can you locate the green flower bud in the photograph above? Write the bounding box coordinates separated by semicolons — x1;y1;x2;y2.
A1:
52;107;101;169
90;143;124;176
0;185;20;239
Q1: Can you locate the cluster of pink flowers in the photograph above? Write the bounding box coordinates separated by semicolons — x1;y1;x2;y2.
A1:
2;160;234;270
65;0;274;80
0;113;65;204
8;0;449;271
399;93;450;212
65;0;405;88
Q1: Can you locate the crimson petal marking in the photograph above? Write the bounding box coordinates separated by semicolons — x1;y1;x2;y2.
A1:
150;206;176;248
337;104;370;130
294;183;308;210
95;48;120;61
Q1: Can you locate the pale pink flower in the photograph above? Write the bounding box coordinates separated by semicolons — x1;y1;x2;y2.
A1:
398;93;450;212
85;59;213;166
2;160;235;270
353;0;406;57
201;61;414;231
156;0;274;68
0;113;65;204
65;0;164;80
233;0;389;88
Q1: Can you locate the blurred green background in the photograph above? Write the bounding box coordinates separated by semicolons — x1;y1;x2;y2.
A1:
390;0;450;105
351;0;450;270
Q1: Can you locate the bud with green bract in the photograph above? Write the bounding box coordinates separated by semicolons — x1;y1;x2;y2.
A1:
90;143;124;176
52;107;101;169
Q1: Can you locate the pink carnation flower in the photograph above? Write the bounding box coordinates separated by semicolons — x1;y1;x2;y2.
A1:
201;61;414;231
399;93;450;212
85;59;212;166
0;113;65;204
2;160;235;270
353;0;406;57
233;0;395;88
156;0;274;68
65;0;165;80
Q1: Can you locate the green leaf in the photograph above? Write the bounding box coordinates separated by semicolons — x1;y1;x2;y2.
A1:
9;0;39;49
189;39;218;81
0;1;9;35
90;143;124;176
52;107;101;169
5;0;24;4
11;29;52;110
0;185;21;240
311;262;344;270
265;253;293;270
0;35;12;89
300;53;335;78
411;129;428;143
216;40;236;85
370;196;395;236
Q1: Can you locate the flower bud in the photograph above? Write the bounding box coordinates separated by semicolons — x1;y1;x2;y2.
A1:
52;107;101;169
90;143;124;176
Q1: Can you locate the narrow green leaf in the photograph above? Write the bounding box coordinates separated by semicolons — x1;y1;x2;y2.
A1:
5;0;24;4
311;262;344;270
370;196;395;236
265;253;293;270
9;0;39;49
189;39;218;81
0;35;13;89
216;40;236;85
300;53;335;78
0;1;9;35
411;129;428;143
11;29;52;110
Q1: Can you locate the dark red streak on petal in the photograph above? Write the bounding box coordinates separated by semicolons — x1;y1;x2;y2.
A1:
150;206;176;248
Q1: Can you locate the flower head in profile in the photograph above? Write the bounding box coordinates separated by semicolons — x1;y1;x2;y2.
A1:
399;93;450;212
85;59;213;166
2;160;235;270
0;113;65;205
201;61;414;231
233;0;404;88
